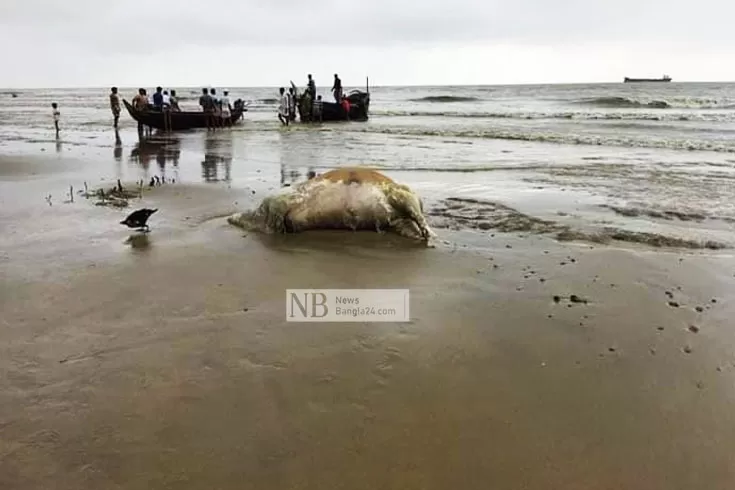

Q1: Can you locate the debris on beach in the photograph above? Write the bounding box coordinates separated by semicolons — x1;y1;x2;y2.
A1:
552;294;589;305
82;180;142;208
91;187;133;208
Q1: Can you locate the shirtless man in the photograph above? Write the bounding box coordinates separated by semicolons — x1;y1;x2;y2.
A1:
132;88;149;134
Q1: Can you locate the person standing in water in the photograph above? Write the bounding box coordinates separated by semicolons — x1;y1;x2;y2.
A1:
132;88;149;135
199;88;215;131
288;87;297;122
109;87;121;128
169;90;180;111
331;74;342;102
161;90;172;132
210;88;222;129
51;102;60;137
341;95;351;120
132;88;148;111
220;90;232;127
307;74;316;99
278;87;290;126
312;95;323;123
152;87;164;111
306;74;316;117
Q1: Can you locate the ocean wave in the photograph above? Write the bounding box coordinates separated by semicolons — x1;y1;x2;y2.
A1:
576;95;735;110
409;96;480;103
343;126;735;153
577;96;670;109
371;109;735;122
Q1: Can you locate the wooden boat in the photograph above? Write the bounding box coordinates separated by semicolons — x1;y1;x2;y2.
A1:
624;75;672;83
122;99;247;130
293;78;371;123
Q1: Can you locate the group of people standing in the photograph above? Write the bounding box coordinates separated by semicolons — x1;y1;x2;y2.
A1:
122;86;233;132
197;88;233;131
127;87;182;113
52;78;350;137
125;86;184;133
278;73;346;126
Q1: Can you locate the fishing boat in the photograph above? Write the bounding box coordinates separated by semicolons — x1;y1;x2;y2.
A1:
623;75;672;83
293;78;371;123
122;99;247;130
310;90;370;122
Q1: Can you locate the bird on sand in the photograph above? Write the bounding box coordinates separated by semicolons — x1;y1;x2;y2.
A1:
120;208;157;232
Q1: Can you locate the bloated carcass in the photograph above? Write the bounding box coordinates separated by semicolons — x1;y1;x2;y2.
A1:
227;168;435;242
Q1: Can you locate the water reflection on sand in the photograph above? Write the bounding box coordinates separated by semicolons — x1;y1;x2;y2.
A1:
129;130;181;182
201;131;233;183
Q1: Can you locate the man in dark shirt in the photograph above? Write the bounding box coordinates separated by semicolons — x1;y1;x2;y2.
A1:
332;74;342;102
109;87;121;128
152;86;164;110
199;88;211;110
199;88;215;130
307;74;316;99
305;75;316;119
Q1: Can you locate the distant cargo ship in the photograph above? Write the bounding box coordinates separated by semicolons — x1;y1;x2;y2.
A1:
624;75;672;83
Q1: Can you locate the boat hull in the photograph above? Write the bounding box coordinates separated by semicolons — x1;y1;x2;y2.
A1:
297;91;370;123
122;99;247;130
623;77;672;83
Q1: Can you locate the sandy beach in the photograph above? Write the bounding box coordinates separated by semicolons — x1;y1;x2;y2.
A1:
2;144;735;489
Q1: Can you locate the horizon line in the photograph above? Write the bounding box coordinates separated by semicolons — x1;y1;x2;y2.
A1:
2;79;735;91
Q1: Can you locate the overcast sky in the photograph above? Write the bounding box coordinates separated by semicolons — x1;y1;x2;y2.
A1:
1;0;733;87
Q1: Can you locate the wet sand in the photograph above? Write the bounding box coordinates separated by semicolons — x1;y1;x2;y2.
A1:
3;153;735;489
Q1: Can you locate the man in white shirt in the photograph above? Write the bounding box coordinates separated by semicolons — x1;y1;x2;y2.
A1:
220;90;232;126
210;88;221;128
278;87;290;126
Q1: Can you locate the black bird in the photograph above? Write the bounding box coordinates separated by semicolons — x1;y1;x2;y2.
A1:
120;208;157;232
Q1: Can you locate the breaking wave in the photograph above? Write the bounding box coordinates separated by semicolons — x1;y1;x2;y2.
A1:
577;96;670;109
576;96;735;110
371;109;735;122
409;95;480;103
